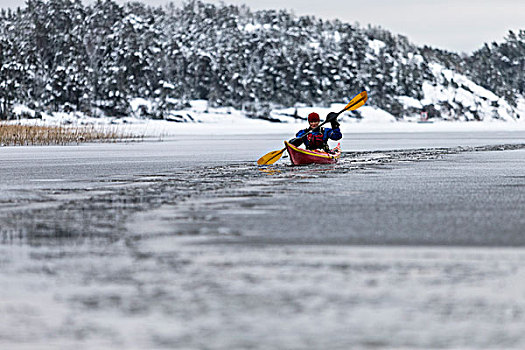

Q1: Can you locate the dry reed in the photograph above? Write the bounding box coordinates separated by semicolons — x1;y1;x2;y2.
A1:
0;123;141;146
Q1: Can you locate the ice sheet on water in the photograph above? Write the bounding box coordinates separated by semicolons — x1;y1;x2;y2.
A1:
2;142;524;242
2;142;525;348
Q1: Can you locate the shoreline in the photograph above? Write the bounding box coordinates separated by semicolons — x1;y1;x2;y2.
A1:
115;119;525;137
3;118;525;146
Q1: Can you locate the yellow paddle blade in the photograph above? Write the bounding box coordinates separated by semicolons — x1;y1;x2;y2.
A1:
257;148;286;165
343;91;368;112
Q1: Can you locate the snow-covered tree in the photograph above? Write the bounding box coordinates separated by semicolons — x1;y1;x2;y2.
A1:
0;0;523;120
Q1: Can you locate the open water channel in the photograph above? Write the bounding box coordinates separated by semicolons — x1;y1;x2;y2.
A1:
1;131;525;349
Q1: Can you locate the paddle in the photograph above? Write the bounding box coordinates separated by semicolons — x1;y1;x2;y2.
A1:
257;91;368;165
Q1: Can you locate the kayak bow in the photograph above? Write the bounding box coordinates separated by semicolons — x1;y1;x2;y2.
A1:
284;141;341;165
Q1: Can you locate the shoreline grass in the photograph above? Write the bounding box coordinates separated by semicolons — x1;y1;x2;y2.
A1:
0;123;142;146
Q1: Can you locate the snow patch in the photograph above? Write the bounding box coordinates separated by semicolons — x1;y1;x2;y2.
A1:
397;96;423;109
161;81;175;90
189;100;208;113
12;104;36;118
243;23;259;32
129;98;153;114
369;39;386;55
422;62;520;122
516;96;525;121
357;106;397;123
428;62;499;102
333;31;341;43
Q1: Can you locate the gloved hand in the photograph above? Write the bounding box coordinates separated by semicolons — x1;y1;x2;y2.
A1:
326;112;338;120
290;137;304;147
326;112;339;129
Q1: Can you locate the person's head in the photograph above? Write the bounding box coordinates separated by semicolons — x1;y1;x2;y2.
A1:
308;112;320;128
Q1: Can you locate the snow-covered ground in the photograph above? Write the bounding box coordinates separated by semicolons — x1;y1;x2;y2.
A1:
127;117;525;138
8;96;525;139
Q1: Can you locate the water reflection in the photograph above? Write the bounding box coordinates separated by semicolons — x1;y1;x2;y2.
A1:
258;166;282;175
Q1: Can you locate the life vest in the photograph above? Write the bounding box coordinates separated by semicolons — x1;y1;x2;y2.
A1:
306;128;327;150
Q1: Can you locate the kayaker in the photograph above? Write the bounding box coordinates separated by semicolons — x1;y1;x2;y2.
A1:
295;112;342;152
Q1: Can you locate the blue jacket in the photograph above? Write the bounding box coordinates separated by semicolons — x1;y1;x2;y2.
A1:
296;127;342;150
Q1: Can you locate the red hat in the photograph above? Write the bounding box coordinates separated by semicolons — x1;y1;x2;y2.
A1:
308;112;320;122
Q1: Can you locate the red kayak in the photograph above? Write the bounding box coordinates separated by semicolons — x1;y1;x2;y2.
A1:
284;141;341;165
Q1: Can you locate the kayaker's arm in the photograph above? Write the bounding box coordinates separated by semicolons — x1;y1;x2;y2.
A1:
325;127;342;140
296;129;309;138
330;119;340;130
323;114;342;141
289;129;309;147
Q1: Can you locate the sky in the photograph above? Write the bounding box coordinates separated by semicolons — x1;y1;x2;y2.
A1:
1;0;524;53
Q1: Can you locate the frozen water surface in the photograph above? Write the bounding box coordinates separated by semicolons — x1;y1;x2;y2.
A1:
1;131;525;349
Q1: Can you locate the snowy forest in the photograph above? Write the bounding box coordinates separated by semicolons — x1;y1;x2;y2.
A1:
0;0;524;121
